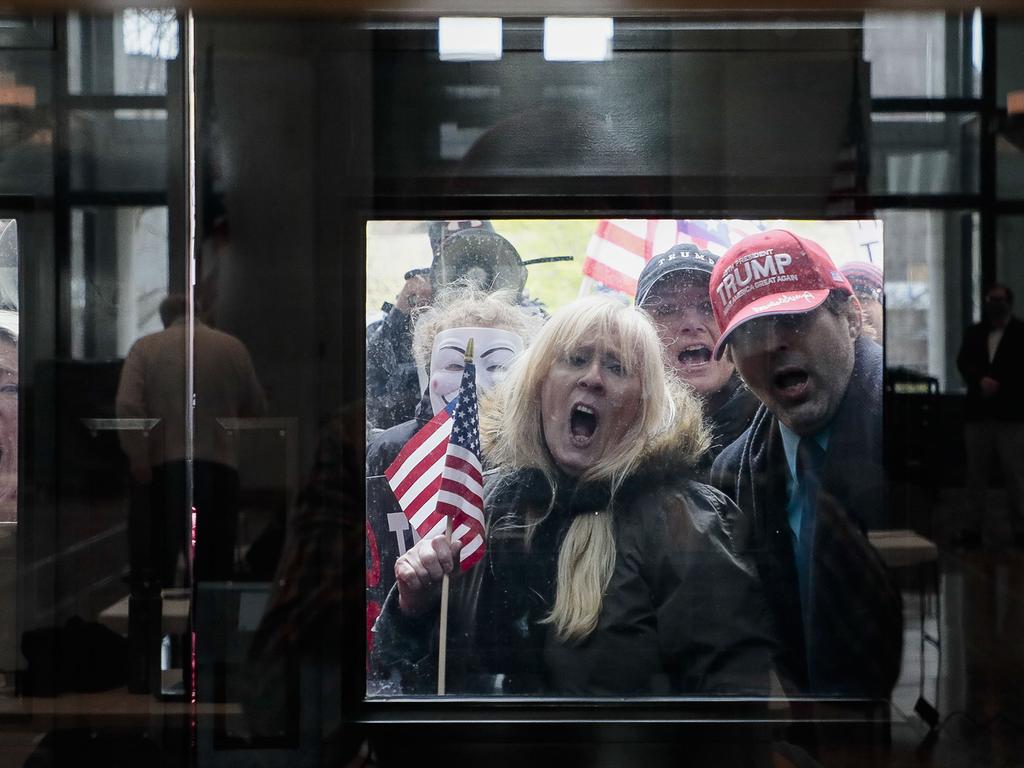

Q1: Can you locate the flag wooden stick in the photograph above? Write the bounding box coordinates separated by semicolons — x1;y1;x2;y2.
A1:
437;337;474;696
437;512;452;696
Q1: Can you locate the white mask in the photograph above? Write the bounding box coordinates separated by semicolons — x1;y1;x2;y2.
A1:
427;327;524;415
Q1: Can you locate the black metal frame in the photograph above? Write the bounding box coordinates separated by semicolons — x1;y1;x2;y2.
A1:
345;12;987;732
3;7;1022;749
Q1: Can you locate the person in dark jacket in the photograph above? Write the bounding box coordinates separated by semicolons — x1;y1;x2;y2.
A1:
708;230;902;701
956;283;1024;547
373;296;775;696
635;244;759;479
366;288;541;689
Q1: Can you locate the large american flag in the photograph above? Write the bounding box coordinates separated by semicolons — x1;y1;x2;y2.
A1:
582;219;759;295
384;357;486;571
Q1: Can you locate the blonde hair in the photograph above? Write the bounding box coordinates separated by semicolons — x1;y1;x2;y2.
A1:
481;296;707;643
411;285;542;373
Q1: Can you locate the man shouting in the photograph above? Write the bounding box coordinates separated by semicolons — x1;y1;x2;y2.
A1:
710;230;902;700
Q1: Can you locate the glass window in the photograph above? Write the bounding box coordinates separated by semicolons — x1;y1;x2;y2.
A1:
0;219;18;527
67;10;178;96
365;218;889;699
997;144;1024;200
12;10;1024;766
69;109;168;193
0;51;53;196
997;216;1024;305
879;208;977;391
0;15;54;49
863;11;980;98
871;112;979;194
0;216;17;690
70;207;168;359
996;17;1024;109
374;46;867;188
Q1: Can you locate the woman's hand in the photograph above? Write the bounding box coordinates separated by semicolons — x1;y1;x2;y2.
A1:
394;535;463;617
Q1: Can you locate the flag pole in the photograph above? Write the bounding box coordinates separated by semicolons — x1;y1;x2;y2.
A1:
437;337;474;696
437;512;452;695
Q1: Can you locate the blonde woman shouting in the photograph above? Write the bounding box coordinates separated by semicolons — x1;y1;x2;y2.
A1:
373;296;774;696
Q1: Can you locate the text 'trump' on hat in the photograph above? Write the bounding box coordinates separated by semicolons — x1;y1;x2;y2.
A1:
709;229;853;360
634;244;718;307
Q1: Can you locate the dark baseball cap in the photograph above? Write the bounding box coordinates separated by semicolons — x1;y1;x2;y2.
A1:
635;244;719;307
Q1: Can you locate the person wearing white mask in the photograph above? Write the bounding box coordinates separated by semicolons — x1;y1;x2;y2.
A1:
364;287;542;689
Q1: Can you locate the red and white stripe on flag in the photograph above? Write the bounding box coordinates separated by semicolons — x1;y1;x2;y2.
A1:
583;219;765;296
433;437;486;570
384;406;453;543
582;219;660;295
383;394;485;571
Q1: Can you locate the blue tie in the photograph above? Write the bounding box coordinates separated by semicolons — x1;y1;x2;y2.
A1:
795;437;825;620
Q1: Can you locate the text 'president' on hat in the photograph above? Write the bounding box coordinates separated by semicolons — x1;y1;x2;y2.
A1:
709;229;855;360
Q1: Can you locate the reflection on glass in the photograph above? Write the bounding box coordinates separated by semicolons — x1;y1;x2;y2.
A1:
69;109;168;193
871;112;979;195
996;146;1024;200
997;216;1024;305
437;17;502;62
0;220;17;523
864;11;980;98
880;209;976;390
365;219;894;699
68;10;178;96
997;18;1024;110
71;207;168;360
0;51;53;195
542;17;614;62
115;294;268;584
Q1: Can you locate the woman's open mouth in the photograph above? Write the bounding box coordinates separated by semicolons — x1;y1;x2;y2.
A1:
677;344;712;368
569;403;598;447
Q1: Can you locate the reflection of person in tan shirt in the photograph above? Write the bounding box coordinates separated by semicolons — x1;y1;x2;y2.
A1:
116;295;267;583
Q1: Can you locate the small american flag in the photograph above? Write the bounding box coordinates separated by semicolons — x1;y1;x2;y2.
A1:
384;354;486;571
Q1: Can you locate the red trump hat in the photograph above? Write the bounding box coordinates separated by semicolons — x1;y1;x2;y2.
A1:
710;229;854;360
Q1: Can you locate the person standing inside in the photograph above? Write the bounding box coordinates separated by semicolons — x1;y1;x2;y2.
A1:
956;283;1024;548
116;294;267;584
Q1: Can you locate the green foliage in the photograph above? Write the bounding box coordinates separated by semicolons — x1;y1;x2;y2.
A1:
492;220;594;313
366;219;599;319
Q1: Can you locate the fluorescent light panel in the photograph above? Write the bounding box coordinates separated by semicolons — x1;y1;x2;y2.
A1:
543;17;613;62
438;17;502;62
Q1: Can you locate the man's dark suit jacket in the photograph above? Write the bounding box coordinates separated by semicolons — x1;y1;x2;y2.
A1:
957;315;1024;422
711;336;903;700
